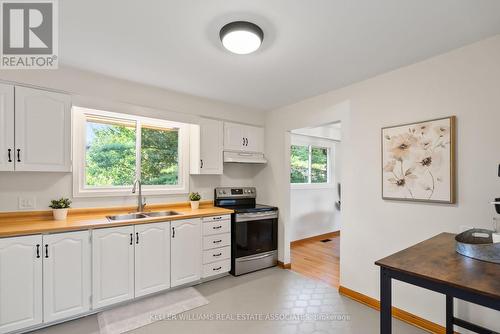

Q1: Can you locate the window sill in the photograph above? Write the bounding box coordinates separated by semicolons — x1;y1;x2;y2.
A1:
74;187;189;198
290;183;335;190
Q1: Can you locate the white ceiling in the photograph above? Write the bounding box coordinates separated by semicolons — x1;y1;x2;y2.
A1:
60;0;500;111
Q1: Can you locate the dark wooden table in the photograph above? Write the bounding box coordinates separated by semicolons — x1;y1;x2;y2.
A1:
375;233;500;334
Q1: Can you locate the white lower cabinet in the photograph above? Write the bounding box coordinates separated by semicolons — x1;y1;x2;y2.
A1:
170;219;202;287
201;215;232;279
43;231;91;323
0;215;229;333
0;235;43;334
92;226;135;309
135;222;171;297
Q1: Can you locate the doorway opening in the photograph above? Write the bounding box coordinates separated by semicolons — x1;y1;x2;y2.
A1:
288;122;342;287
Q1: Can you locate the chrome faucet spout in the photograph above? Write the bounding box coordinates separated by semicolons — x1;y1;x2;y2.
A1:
132;179;145;212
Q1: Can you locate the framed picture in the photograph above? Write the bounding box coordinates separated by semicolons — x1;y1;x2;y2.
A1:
381;116;456;203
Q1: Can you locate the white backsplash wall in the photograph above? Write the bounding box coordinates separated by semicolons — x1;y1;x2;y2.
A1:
0;163;264;212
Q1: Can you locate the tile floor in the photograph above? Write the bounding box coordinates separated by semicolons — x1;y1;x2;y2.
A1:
32;268;425;334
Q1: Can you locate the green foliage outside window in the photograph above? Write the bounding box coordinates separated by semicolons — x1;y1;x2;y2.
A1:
141;127;179;185
311;147;328;183
290;145;309;183
86;121;136;186
290;144;329;184
85;119;179;188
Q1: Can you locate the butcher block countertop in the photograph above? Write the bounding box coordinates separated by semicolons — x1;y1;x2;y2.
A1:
0;200;233;238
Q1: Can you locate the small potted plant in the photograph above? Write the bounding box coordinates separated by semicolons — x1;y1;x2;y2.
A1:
49;198;72;221
189;192;201;210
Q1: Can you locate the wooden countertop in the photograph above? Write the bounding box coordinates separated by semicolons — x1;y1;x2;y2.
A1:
0;201;233;238
375;233;500;300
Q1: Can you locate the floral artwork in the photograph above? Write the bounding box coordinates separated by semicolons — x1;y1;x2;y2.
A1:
382;116;455;203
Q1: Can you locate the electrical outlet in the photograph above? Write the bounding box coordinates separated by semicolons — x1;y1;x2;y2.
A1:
18;197;36;210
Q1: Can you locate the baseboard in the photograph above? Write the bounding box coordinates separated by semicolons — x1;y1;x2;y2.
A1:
291;231;340;246
277;261;291;269
338;286;453;334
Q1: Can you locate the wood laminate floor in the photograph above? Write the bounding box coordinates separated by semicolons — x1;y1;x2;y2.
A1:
290;232;340;288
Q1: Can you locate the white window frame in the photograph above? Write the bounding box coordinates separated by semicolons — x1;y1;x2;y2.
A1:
290;135;335;190
72;106;190;197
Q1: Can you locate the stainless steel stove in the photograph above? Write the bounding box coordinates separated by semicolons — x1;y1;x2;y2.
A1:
214;187;278;276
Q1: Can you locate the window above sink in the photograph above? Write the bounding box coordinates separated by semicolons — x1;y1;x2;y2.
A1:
72;107;190;197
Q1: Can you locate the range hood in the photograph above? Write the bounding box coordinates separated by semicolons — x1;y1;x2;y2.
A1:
224;151;267;164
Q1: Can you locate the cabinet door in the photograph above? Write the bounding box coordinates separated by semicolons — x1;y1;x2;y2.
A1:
0;235;42;334
170;219;201;287
244;125;264;153
43;231;91;323
0;83;14;172
92;226;134;309
14;86;72;172
200;119;223;174
135;222;170;298
223;122;245;151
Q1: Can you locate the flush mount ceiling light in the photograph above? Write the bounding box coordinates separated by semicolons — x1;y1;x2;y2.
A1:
220;21;264;55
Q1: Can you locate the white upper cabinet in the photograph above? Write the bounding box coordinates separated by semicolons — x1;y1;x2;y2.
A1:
190;118;223;174
14;86;72;172
223;122;264;153
134;222;171;298
92;226;135;309
170;219;202;287
0;235;43;334
0;83;14;172
43;231;91;323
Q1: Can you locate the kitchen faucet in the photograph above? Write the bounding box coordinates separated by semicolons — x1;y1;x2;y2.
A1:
132;178;146;212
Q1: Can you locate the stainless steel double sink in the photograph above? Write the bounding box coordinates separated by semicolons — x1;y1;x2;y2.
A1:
106;211;181;221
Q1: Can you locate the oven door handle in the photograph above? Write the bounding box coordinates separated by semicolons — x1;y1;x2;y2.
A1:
235;212;278;222
237;253;275;262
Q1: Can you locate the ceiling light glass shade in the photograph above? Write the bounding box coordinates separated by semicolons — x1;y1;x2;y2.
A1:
220;21;264;55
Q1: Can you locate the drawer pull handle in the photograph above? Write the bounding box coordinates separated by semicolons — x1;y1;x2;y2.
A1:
16;149;21;162
7;149;12;162
36;244;40;258
213;225;222;229
213;253;222;257
44;244;49;258
213;240;222;244
213;266;222;271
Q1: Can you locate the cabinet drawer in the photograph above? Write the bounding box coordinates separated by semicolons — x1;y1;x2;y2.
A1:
203;220;230;236
202;215;230;223
202;260;231;278
203;246;230;264
203;233;230;250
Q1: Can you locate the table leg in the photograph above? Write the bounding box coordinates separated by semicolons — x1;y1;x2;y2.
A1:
380;267;392;334
446;295;454;334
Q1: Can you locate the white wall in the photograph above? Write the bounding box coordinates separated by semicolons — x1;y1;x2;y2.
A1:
289;134;341;241
262;35;500;331
0;66;265;211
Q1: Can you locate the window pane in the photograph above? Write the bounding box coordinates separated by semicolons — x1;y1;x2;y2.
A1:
141;125;179;186
311;147;328;183
290;145;309;183
85;118;136;187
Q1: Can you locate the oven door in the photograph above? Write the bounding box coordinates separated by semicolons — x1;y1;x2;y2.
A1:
233;211;278;258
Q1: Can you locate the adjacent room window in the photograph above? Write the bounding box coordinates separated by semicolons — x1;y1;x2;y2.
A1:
73;107;189;197
290;144;331;185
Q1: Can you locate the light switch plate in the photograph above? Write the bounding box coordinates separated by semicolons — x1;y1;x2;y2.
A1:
18;197;36;210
